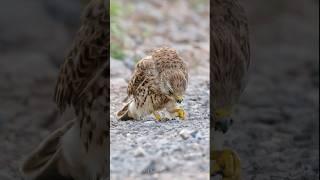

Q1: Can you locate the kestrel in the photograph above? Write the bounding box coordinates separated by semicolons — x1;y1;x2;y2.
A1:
116;47;188;121
21;0;108;180
211;0;250;179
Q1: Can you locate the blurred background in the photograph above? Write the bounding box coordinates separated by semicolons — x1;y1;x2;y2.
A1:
110;0;209;74
0;0;82;179
227;0;319;179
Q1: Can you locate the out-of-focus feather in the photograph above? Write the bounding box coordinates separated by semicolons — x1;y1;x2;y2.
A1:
210;0;250;108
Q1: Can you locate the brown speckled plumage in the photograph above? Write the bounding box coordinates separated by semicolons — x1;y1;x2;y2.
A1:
54;0;108;153
117;47;188;120
54;0;108;114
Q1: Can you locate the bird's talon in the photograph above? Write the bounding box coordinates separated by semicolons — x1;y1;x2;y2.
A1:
153;112;171;122
211;149;241;179
174;108;185;120
161;117;170;121
153;112;161;121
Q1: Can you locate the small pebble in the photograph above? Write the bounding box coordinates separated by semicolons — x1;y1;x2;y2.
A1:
134;147;147;157
179;129;192;140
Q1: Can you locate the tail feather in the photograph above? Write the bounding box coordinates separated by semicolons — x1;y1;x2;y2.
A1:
21;121;74;180
116;101;134;121
122;95;130;103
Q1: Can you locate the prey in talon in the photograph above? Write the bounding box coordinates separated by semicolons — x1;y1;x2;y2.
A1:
116;47;188;121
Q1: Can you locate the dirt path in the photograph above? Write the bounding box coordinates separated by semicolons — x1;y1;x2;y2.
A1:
110;64;210;179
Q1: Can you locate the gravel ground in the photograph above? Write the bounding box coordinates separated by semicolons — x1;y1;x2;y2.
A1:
110;72;210;180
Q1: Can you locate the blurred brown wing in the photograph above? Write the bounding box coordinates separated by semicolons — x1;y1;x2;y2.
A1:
54;0;108;113
211;0;250;70
211;0;250;100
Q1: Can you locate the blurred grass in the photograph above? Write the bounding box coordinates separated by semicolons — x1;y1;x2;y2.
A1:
110;1;135;60
111;0;125;60
189;0;208;12
111;44;125;60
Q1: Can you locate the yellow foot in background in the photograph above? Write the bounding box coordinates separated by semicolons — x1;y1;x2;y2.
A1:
212;149;241;180
174;108;185;120
153;112;170;121
153;112;161;121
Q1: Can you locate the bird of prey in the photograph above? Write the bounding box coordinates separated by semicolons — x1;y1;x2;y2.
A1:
117;47;188;121
21;0;108;180
210;0;250;179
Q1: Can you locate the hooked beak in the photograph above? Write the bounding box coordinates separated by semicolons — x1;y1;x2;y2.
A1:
175;96;183;103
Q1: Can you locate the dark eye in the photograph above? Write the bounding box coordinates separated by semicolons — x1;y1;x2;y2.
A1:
169;90;173;95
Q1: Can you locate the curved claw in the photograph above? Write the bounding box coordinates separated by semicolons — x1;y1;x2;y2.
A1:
153;112;171;122
174;108;185;120
153;112;161;121
212;149;241;180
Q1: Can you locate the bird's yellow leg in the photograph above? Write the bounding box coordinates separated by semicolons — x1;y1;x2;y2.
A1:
153;112;161;121
173;108;185;120
211;149;241;180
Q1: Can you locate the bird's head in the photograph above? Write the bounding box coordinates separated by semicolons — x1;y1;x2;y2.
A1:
213;106;234;133
161;70;187;104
